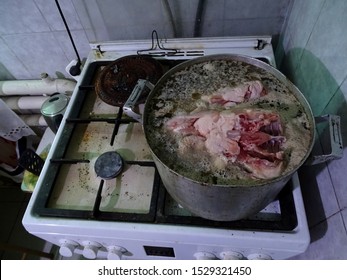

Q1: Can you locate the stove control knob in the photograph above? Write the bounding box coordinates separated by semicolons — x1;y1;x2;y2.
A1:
220;251;244;260
59;239;78;258
107;246;127;260
247;253;272;260
194;252;217;260
82;241;102;259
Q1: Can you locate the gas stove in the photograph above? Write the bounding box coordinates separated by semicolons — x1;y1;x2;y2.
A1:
22;36;310;260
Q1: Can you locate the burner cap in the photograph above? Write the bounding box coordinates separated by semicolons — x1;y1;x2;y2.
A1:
95;55;163;106
94;151;124;180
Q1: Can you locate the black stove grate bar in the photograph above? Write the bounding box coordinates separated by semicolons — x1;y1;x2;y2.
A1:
92;179;104;218
50;159;90;164
66;118;118;124
110;106;124;146
155;181;298;231
124;161;156;167
79;85;95;90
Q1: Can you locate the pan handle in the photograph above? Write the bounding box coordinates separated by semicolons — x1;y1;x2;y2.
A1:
123;79;154;124
306;114;343;165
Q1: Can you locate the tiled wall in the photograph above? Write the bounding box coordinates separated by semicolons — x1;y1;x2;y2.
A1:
73;0;289;41
0;0;90;80
276;0;347;255
0;0;290;80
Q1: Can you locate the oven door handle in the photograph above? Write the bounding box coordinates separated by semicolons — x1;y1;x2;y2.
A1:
123;79;154;124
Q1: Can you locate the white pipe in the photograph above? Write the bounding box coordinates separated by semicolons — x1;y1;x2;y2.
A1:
19;114;47;127
2;96;48;113
0;73;76;96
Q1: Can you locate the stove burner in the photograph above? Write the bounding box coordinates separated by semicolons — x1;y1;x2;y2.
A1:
94;151;124;179
95;55;163;106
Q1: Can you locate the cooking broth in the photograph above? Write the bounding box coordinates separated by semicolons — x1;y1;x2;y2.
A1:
145;58;312;186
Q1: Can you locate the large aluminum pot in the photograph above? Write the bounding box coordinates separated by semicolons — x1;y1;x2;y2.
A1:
124;54;342;221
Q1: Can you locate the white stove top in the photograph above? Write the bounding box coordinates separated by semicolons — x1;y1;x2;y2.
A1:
22;36;310;260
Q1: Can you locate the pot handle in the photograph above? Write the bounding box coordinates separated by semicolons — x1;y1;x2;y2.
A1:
306;114;343;165
123;79;154;124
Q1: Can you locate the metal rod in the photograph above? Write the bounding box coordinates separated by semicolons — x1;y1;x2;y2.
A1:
55;0;82;64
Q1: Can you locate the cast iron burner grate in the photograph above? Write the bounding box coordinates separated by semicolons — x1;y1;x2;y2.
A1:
32;61;298;231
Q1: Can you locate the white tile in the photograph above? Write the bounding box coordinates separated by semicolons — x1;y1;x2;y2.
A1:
0;0;50;35
293;50;340;116
168;0;199;23
341;208;347;230
223;17;283;36
291;212;347;259
298;163;339;227
320;78;347;209
305;0;347;86
201;20;225;37
285;0;325;51
2;33;70;79
34;0;83;31
328;148;347;209
53;30;91;62
0;38;32;79
224;0;288;20
97;0;167;40
0;61;15;80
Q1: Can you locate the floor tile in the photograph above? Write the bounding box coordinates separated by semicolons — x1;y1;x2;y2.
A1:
291;211;347;259
298;162;339;227
341;208;347;232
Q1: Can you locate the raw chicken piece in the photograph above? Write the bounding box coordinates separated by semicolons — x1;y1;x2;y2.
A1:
205;130;240;163
202;80;266;107
193;111;220;137
165;115;200;136
239;132;285;162
237;109;281;133
165;108;286;179
237;150;284;180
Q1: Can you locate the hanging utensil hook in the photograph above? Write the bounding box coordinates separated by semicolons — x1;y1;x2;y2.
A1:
137;30;179;56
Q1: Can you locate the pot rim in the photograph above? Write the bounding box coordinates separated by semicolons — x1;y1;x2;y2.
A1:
143;54;316;187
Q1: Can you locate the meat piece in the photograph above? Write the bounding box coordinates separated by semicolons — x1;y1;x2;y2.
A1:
239;132;285;162
238;109;280;133
165;115;200;136
205;130;240;163
216;111;239;139
202;80;266;107
165;108;286;180
237;150;284;180
260;120;283;136
193;111;220;137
